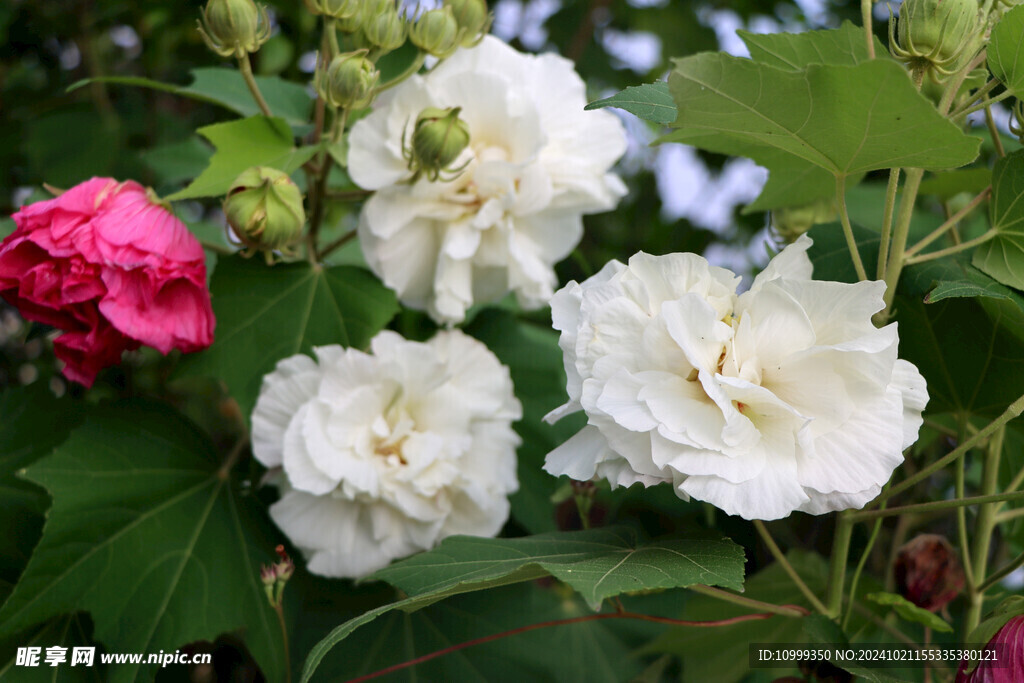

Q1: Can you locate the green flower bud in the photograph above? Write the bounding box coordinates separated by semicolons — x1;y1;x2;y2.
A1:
224;167;305;251
363;8;407;52
304;0;360;20
316;49;380;109
445;0;491;47
403;107;471;181
890;0;981;76
409;7;460;58
197;0;270;58
771;198;835;244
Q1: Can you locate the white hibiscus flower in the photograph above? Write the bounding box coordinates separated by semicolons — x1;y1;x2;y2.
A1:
348;35;627;324
544;235;928;521
252;329;522;578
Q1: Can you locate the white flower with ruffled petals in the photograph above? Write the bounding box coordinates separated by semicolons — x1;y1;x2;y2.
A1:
544;235;928;521
348;35;627;324
252;329;521;578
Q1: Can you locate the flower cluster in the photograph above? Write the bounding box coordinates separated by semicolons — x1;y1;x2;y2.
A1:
348;35;627;324
0;178;215;386
544;236;928;520
251;329;521;578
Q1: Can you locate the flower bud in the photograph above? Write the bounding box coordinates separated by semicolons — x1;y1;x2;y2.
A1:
224;167;305;251
894;533;965;612
445;0;490;47
956;614;1024;681
304;0;360;20
409;7;460;58
771;198;835;244
317;50;379;109
197;0;270;59
890;0;981;76
404;107;471;181
363;7;407;52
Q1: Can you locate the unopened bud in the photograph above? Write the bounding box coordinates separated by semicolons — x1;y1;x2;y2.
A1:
894;534;965;612
260;564;276;605
317;50;379;109
409;7;460;58
224;167;305;251
197;0;270;58
445;0;490;47
404;107;471;181
304;0;360;20
890;0;981;77
363;8;407;52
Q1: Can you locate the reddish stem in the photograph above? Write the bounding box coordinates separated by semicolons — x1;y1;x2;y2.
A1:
345;609;784;682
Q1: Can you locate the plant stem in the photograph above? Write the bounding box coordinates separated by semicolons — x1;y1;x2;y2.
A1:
939;51;989;117
880;167;924;320
346;609;789;683
996;506;1024;523
318;230;358;259
836;174;868;281
238;53;273;117
877;168;901;280
325;17;339;58
966;426;1005;634
753;520;829;614
201;240;235;255
852;490;1024;522
307;108;349;262
954;90;1015;121
843;506;885;631
216;433;250;481
861;0;875;59
826;511;855;619
867;391;1024;508
904;229;997;265
688;585;809;618
274;602;292;683
998;464;1024;505
978;551;1024;594
376;52;427;93
903;187;991;259
956;414;976;588
986;106;1007;158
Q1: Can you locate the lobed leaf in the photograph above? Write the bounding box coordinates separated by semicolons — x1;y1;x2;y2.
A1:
988;5;1024;98
973;149;1024;290
739;20;883;70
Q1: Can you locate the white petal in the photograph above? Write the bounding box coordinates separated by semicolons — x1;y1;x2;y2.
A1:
798;484;880;515
544;425;614;480
891;359;928;449
282;402;340;496
251;353;322;468
749;234;813;292
679;453;809;521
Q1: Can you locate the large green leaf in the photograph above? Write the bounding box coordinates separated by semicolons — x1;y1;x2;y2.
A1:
0;402;285;682
989;5;1024;97
374;527;745;610
466;310;583;534
0;613;103;682
973;150;1024;290
175;256;399;422
738;20;882;70
165;116;317;201
69;68;313;127
301;527;744;681
666;56;979;176
585;82;675;125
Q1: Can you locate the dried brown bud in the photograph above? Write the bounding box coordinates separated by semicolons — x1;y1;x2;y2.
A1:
894;533;965;612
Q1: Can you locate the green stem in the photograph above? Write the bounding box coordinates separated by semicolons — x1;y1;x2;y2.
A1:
317;230;357;259
996;507;1024;523
978;551;1024;594
273;602;292;683
836;174;868;281
753;520;829;614
325;17;339;58
842;507;884;631
238;53;273;117
903;229;997;266
868;391;1024;509
851;490;1024;522
956;414;977;588
376;52;428;93
939;51;990;117
903;187;991;259
306;108;349;262
688;585;809;618
877;168;901;280
826;511;855;619
986;106;1007;158
861;0;875;59
879;167;924;321
998;463;1024;505
200;240;235;256
954;90;1016;121
966;426;1005;634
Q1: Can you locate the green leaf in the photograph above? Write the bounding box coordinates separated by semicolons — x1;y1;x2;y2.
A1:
140;136;213;188
465;310;583;533
174;256;399;422
165;116;317;201
69;68;313;127
919;167;992;199
973;149;1024;290
0;613;103;682
989;5;1024;97
585;82;675;125
666;56;979;176
301;527;744;681
806;221;881;284
865;592;953;632
374;527;745;610
0;402;285;682
738;20;883;70
899;254;1024;306
802;615;913;683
